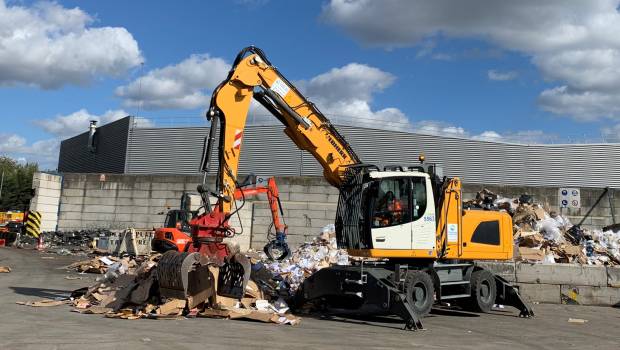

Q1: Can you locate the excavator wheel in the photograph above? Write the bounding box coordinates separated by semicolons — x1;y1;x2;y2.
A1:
461;269;497;313
404;270;435;316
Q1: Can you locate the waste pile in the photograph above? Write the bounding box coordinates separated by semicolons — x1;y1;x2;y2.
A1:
260;224;349;293
17;229;113;255
465;189;620;265
67;255;140;277
20;249;309;325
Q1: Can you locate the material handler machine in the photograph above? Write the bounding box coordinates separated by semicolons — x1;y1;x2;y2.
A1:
157;46;533;330
152;177;290;260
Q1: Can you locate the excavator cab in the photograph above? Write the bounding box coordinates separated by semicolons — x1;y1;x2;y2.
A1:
337;167;439;255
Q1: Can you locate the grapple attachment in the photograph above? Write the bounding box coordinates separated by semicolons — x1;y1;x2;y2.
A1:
157;251;215;308
217;252;251;299
157;250;252;303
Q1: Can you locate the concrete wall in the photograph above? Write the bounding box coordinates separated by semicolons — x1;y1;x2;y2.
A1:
30;172;62;232
56;174;338;251
57;174;619;245
479;261;620;306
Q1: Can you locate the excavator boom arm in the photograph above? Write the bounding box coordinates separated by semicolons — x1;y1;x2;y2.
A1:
202;47;360;214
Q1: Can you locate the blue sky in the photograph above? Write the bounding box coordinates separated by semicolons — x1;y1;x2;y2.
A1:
2;0;620;169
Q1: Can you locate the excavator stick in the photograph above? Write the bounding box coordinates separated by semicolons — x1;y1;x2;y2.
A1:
494;275;535;318
157;251;215;308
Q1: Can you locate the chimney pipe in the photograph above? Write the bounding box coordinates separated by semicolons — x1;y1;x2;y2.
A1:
88;120;97;153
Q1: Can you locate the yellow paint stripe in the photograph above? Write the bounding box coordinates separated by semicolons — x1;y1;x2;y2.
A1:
28;217;41;227
26;221;40;228
26;227;40;238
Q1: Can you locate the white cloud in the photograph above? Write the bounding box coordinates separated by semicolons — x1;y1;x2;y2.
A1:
34;109;152;138
0;0;142;89
488;69;518;81
0;134;59;169
323;0;620;121
115;54;230;110
294;63;411;130
413;120;465;136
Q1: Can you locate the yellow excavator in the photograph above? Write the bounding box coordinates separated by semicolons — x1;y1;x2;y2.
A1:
157;46;533;330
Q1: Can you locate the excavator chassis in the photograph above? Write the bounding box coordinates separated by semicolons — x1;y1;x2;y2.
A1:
297;264;424;331
297;262;534;330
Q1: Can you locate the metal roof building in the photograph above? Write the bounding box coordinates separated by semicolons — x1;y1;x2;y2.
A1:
58;117;620;188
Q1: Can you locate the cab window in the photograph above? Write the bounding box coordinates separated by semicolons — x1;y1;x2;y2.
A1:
371;178;411;228
411;177;427;221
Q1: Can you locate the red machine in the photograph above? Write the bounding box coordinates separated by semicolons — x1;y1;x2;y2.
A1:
153;177;289;259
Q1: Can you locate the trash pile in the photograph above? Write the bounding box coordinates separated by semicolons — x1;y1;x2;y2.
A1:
17;229;113;255
21;251;302;325
67;255;139;277
466;189;620;265
260;224;349;292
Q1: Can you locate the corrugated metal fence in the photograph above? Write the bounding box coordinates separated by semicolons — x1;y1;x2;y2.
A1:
125;124;620;188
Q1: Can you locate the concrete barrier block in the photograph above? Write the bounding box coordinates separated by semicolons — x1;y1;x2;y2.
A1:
516;283;561;304
560;285;620;306
607;267;620;287
149;198;174;208
84;197;117;206
82;213;117;222
126;206;149;214
307;185;332;194
283;217;313;228
151;190;179;199
327;194;340;203
289;185;307;193
475;261;516;282
516;263;608;287
59;204;82;213
59;212;84;220
35;195;61;206
116;198;149;207
62;188;84;197
31;203;59;213
308;202;337;210
283;201;314;210
151;182;185;191
82;205;116;214
62;196;84;205
84;189;118;198
290;193;329;203
117;190;150;198
57;219;83;230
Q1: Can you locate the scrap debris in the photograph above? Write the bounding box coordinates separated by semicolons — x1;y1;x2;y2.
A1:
0;266;11;273
467;189;620;265
17;225;351;326
261;224;349;293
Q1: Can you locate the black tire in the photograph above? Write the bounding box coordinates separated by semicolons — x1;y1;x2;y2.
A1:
404;270;435;316
463;269;497;313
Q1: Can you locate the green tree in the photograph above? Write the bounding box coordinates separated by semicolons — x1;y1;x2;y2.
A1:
0;156;38;211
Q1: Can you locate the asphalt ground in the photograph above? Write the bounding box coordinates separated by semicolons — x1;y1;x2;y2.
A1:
1;247;618;350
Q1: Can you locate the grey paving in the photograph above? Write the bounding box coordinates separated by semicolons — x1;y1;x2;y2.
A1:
1;248;618;350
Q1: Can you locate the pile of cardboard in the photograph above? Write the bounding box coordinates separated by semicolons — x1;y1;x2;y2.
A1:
261;224;349;292
21;252;300;325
